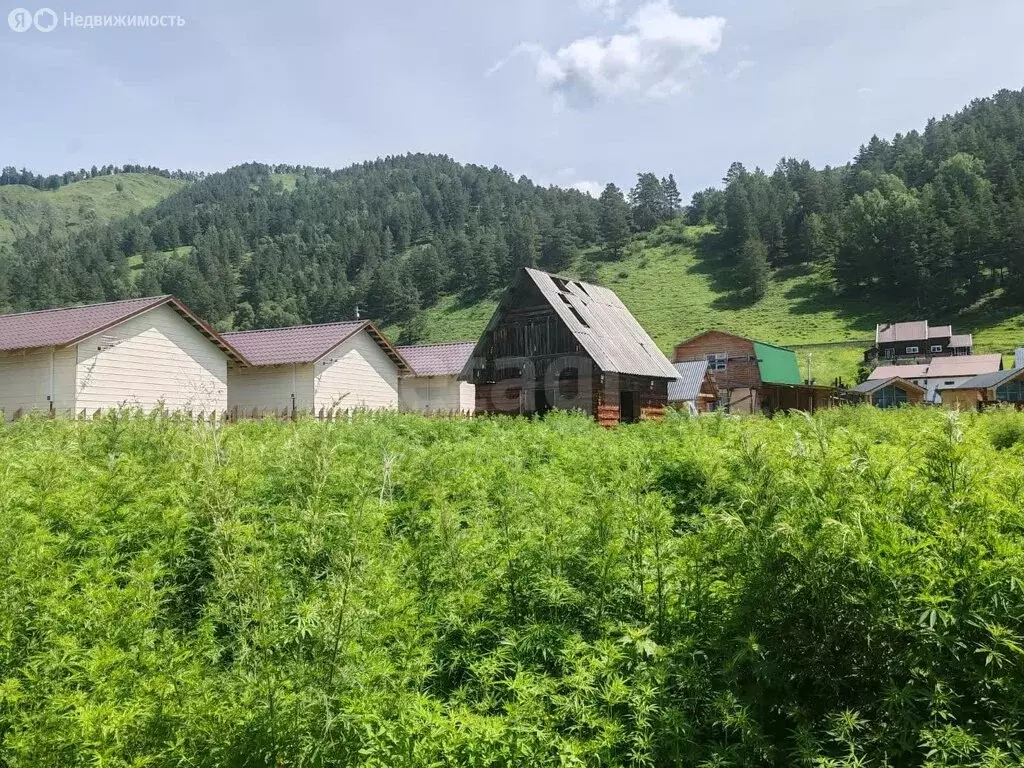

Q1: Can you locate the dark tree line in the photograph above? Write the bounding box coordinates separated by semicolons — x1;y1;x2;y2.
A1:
690;88;1024;309
0;165;202;190
0;155;682;331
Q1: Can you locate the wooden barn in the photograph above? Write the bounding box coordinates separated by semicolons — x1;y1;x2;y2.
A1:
0;296;247;419
223;321;411;417
672;330;836;414
852;377;926;408
461;268;680;426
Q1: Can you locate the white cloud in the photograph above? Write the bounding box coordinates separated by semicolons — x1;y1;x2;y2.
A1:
497;1;725;107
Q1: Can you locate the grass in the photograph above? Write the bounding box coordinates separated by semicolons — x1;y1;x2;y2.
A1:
0;174;185;247
2;408;1023;766
406;220;1024;383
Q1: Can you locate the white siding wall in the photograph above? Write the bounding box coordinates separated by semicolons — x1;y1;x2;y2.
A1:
925;375;976;405
314;331;399;411
75;304;229;414
399;377;475;413
0;346;76;419
227;363;314;415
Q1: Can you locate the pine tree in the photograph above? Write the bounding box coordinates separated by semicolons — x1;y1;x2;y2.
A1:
629;172;669;231
598;184;631;259
661;174;682;216
739;233;770;301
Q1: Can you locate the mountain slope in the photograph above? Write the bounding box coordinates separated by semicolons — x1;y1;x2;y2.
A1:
0;173;185;247
402;220;1024;383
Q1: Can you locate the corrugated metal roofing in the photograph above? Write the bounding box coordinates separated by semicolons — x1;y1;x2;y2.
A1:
929;325;953;339
468;268;678;379
753;341;803;385
876;321;929;344
397;341;476;377
950;334;974;349
950;367;1024;390
853;377;925;395
870;354;1002;381
668;360;712;402
224;321;410;371
0;295;248;363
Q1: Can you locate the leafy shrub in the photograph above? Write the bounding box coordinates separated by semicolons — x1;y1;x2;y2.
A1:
0;407;1022;766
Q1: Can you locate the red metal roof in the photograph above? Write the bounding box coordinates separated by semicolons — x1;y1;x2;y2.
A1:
0;295;248;363
397;341;476;377
223;321;410;372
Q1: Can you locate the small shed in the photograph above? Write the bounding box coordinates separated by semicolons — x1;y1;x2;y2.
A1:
0;295;245;419
397;341;476;414
667;360;718;413
940;367;1024;409
223;321;410;416
462;268;679;426
852;377;926;408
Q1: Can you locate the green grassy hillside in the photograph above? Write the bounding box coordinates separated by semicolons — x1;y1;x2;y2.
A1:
403;221;1024;383
0;174;185;247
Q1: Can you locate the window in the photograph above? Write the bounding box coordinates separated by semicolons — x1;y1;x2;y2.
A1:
906;346;919;354
706;353;727;372
943;381;955;386
931;345;943;353
874;385;909;408
996;379;1024;402
884;348;895;359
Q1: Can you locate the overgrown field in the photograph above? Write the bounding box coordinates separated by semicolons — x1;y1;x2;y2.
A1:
2;409;1024;766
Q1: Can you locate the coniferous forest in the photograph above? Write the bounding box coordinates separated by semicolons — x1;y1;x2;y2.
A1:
2;88;1024;332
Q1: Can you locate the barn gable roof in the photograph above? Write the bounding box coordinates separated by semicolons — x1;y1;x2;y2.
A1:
463;268;678;380
0;295;249;364
223;320;410;372
397;341;476;377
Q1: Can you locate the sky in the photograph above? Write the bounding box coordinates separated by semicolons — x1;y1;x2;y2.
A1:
2;0;1024;198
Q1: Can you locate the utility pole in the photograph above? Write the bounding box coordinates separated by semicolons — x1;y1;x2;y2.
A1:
806;353;813;385
354;305;361;320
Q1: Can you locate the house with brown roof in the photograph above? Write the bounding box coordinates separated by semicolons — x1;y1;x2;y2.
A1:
868;354;1003;405
222;321;411;416
0;296;247;419
461;268;679;426
396;341;476;414
867;321;973;363
938;367;1024;410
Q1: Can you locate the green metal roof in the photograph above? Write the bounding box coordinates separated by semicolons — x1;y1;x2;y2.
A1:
753;341;803;385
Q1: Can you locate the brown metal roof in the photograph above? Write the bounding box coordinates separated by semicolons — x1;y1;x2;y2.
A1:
465;268;678;379
869;354;1003;381
949;333;973;349
397;341;476;377
876;321;929;344
0;295;249;364
223;320;410;372
928;325;952;339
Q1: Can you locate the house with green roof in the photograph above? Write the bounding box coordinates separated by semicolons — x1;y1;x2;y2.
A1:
672;330;836;414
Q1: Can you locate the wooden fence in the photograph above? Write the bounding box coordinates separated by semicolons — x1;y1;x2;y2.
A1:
2;405;475;423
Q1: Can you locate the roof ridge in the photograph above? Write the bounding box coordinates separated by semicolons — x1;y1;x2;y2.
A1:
223;320;366;336
0;295;168;320
397;340;477;349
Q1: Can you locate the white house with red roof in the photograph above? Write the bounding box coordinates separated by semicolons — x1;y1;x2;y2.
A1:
222;321;412;415
0;296;247;419
396;341;476;414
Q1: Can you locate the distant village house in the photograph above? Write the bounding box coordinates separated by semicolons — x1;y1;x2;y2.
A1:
868;354;1003;405
866;321;973;362
672;330;835;414
852;377;926;408
938;367;1024;410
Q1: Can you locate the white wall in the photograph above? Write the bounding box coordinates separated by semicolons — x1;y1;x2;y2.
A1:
0;346;76;419
227;363;314;415
914;375;975;405
314;331;399;411
75;304;229;414
399;376;475;413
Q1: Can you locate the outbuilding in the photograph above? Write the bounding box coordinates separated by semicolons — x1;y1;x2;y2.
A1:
939;367;1024;409
667;359;718;414
0;295;245;419
852;377;926;408
397;341;476;414
223;321;411;417
462;268;679;426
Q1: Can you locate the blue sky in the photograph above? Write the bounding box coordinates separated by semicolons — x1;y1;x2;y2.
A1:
2;0;1024;197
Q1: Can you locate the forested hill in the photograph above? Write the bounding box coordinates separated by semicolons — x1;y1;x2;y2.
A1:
2;88;1024;349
